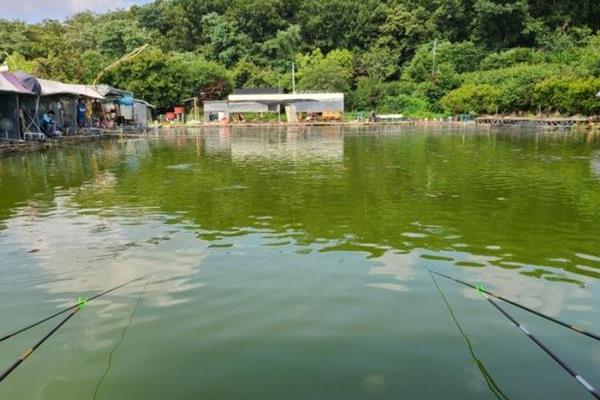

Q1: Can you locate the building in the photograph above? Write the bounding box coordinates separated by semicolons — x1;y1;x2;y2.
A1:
204;89;344;123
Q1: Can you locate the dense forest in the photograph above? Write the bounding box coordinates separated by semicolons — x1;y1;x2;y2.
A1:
1;0;600;116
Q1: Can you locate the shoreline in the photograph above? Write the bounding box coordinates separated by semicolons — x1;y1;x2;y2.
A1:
1;120;598;156
0;131;143;156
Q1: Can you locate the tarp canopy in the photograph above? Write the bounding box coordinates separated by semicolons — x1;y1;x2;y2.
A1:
0;72;33;95
95;84;133;98
37;79;104;99
13;71;41;95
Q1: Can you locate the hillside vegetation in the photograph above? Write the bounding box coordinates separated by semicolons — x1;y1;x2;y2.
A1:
1;0;599;115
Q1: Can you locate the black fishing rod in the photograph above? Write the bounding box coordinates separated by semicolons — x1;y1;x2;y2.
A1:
0;275;146;344
0;302;83;384
482;286;600;399
430;270;600;342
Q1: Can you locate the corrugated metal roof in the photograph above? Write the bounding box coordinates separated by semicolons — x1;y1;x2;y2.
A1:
233;87;283;95
228;93;344;103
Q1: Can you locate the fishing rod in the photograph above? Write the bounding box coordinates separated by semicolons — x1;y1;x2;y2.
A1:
429;271;511;400
430;270;600;342
0;300;84;384
0;275;147;344
482;286;600;399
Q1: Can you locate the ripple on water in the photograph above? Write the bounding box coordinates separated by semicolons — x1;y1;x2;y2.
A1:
166;164;193;170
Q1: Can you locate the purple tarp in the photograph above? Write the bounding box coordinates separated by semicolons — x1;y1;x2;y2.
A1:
0;71;34;95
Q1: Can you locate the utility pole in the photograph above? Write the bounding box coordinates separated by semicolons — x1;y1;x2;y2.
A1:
292;62;296;94
432;39;438;81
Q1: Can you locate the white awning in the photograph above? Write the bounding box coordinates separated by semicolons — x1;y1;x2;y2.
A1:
37;79;104;99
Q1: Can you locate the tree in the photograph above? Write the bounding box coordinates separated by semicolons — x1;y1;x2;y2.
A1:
297;49;354;92
260;25;301;69
201;13;251;67
226;0;286;43
471;0;530;48
103;48;232;109
296;0;384;52
96;18;150;59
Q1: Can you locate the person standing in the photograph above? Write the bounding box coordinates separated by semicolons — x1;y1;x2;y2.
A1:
77;99;87;129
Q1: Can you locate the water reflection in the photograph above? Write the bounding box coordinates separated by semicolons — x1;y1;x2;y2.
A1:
3;196;207;311
592;151;600;182
1;127;600;287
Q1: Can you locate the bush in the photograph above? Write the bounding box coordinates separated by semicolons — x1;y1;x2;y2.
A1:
441;84;501;114
379;93;432;116
480;48;543;70
464;64;561;112
533;77;600;115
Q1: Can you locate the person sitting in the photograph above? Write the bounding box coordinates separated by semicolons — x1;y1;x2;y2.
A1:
41;111;60;138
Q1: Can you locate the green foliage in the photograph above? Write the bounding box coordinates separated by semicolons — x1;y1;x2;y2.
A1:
464;64;561;112
471;0;530;48
379;94;433;116
260;25;301;68
96;18;150;59
359;45;400;80
532;76;600;115
201;13;251;67
1;0;599;114
442;84;502;114
226;0;286;43
404;41;484;83
578;34;600;76
104;48;232;109
297;49;353;92
480;48;543;70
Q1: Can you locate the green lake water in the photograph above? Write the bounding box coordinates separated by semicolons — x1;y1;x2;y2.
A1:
1;126;599;399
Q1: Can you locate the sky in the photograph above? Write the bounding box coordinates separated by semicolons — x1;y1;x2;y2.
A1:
2;0;153;23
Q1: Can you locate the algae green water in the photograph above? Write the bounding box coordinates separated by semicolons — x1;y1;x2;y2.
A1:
1;126;599;400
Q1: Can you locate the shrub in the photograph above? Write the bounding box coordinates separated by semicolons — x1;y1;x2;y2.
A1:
379;93;432;116
441;84;501;114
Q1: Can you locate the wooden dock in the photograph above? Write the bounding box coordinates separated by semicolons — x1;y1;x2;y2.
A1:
476;116;594;129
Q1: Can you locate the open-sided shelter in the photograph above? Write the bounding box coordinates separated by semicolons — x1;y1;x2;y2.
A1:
35;79;104;133
0;72;35;141
95;85;135;126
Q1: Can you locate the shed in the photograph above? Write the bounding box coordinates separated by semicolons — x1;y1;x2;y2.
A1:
133;100;155;127
204;92;345;123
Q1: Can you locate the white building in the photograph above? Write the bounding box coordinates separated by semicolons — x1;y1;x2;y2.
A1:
204;90;344;123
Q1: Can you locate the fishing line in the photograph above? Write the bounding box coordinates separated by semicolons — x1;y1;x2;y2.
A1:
431;270;600;399
430;271;511;400
91;276;151;400
430;270;600;342
483;289;600;399
0;275;147;344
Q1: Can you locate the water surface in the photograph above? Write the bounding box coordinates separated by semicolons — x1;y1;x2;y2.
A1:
1;126;600;399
